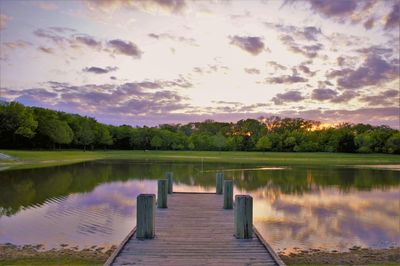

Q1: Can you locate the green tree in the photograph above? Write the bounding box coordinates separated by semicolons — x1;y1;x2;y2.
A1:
96;125;113;149
336;128;356;153
212;133;226;151
385;132;400;154
0;102;38;139
226;135;243;151
256;136;272;151
284;136;297;151
188;142;195;150
355;132;374;153
40;119;74;148
150;135;162;150
74;119;96;150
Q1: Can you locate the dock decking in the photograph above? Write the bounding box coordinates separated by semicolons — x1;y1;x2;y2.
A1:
105;192;285;266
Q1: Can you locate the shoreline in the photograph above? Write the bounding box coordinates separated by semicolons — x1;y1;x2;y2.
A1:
0;243;116;266
279;246;400;265
1;244;399;265
1;150;399;171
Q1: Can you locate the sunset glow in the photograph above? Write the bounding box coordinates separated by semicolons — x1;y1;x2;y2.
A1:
0;0;399;127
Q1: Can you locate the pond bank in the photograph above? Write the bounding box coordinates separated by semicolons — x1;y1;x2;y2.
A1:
1;244;399;265
0;244;116;265
279;246;400;265
1;150;399;171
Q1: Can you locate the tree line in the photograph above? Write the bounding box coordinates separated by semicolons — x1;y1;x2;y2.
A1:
0;101;399;153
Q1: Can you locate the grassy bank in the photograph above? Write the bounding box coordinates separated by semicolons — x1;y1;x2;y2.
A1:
0;150;399;171
279;246;400;265
0;244;113;266
1;244;399;266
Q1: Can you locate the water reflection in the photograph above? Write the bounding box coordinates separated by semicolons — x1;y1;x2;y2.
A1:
252;188;400;253
0;160;399;252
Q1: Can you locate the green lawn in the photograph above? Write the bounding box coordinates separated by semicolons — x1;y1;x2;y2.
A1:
0;150;399;171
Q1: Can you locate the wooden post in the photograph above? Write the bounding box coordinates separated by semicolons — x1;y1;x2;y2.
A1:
165;172;173;194
157;179;168;208
136;194;155;239
216;172;224;194
223;180;233;209
234;195;253;239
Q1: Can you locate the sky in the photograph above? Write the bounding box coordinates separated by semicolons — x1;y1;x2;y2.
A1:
0;0;399;128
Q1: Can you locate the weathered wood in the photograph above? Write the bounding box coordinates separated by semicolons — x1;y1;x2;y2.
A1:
107;193;283;266
157;179;168;208
223;180;233;209
253;226;286;266
104;227;136;265
234;195;253;239
216;172;224;194
136;194;155;239
165;172;173;194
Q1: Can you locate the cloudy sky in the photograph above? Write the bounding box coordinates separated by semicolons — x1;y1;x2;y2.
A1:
0;0;399;128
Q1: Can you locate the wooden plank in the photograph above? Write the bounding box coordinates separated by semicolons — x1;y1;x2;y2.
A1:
104;227;136;265
106;192;284;266
253;226;286;266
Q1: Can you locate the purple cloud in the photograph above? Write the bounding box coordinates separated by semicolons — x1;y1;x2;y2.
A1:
83;66;118;74
356;45;393;57
302;26;322;41
280;34;323;58
330;91;359;103
336;55;398;89
38;46;54;54
266;23;322;41
108;39;142;58
312;88;338;101
229;36;265;55
3;83;397;128
49;26;75;33
244;68;260;74
298;64;317;76
193;65;229;75
34;28;101;51
152;0;186;13
385;2;399;30
84;0;187;14
359;89;399;106
75;35;101;48
148;33;196;45
272;90;305;105
33;28;66;43
268;61;287;71
267;75;308;84
307;0;357;18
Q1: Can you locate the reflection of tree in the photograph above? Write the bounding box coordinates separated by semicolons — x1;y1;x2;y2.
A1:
1;178;36;215
0;161;399;216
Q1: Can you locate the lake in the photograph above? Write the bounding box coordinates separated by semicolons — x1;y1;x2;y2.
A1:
0;160;399;254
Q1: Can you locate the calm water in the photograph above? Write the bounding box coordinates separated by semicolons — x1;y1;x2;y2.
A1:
0;160;399;254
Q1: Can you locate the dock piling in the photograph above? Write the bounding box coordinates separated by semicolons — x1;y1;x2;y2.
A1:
223;180;233;209
157;179;168;208
165;172;173;194
216;172;224;194
234;195;253;239
136;194;155;239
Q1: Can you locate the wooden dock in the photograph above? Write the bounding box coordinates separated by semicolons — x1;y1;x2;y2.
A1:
105;192;285;266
